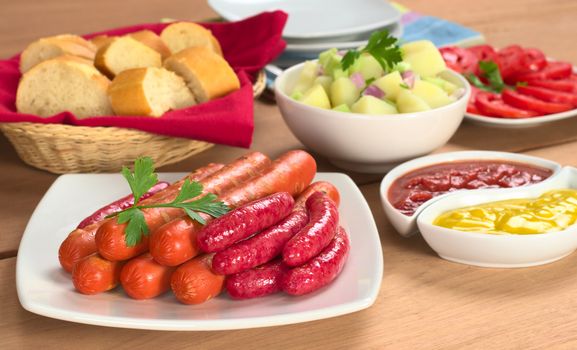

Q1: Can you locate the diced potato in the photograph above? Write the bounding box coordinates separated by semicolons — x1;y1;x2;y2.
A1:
314;75;333;95
397;89;431;113
349;54;384;80
351;95;398;115
330;77;360;108
412;80;454;108
332;68;348;80
292;61;318;94
300;84;331;109
373;71;404;101
400;40;446;77
423;77;459;95
332;104;351;112
318;48;342;76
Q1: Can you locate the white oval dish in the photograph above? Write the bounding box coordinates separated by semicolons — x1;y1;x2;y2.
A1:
275;62;471;173
208;0;401;40
416;166;577;268
465;108;577;128
380;151;562;237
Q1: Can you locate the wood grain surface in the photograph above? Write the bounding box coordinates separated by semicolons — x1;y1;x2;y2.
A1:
2;0;577;349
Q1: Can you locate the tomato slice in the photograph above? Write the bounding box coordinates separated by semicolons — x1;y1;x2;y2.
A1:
521;48;547;72
502;89;573;114
439;46;478;74
467;86;481;114
469;45;497;61
527;79;577;93
497;45;525;80
514;61;573;82
475;91;538;118
516;86;577;107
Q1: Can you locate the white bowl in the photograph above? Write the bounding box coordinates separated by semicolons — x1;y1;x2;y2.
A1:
274;62;471;173
416;166;577;268
380;151;562;237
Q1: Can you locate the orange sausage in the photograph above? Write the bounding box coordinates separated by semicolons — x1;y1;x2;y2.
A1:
58;162;224;272
72;254;125;295
149;150;317;267
149;217;203;266
222;150;317;207
171;254;225;305
120;253;176;299
97;152;271;261
294;181;340;208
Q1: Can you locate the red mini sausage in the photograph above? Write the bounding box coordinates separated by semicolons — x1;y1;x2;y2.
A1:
197;192;295;253
212;210;308;275
120;253;176;299
225;259;289;299
281;226;350;296
283;192;339;267
294;181;340;208
72;253;125;295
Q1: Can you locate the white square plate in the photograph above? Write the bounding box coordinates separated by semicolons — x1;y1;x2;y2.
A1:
16;172;383;330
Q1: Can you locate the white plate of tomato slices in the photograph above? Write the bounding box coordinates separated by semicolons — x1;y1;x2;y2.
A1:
440;44;577;127
16;172;383;331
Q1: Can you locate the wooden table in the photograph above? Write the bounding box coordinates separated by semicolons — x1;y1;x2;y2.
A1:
3;0;577;348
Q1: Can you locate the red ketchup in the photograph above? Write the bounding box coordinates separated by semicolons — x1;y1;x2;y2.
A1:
388;160;553;216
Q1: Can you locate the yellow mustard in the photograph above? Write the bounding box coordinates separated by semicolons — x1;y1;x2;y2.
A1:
433;189;577;235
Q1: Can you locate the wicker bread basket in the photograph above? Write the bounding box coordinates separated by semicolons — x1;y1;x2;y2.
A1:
0;70;266;174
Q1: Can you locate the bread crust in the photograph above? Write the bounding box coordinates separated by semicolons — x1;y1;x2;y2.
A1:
108;68;153;116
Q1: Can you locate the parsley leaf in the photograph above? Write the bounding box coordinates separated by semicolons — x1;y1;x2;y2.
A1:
172;179;203;204
341;50;361;71
111;157;230;247
341;29;402;71
121;157;157;204
478;61;505;92
117;208;149;246
465;60;510;94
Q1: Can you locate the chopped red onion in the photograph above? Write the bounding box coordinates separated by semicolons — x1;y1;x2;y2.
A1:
401;70;415;88
363;85;385;99
350;72;365;89
317;65;324;76
337;50;347;56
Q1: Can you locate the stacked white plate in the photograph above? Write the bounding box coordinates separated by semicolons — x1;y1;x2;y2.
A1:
208;0;403;67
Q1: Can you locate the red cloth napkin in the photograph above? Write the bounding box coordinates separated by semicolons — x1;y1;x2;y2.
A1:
0;11;287;148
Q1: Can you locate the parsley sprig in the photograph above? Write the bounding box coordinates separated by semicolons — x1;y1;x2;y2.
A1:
341;30;402;71
109;157;229;247
465;60;507;93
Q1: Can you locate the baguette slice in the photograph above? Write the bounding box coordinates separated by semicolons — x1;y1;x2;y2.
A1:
160;22;222;56
164;46;239;103
94;36;162;78
20;34;97;73
16;55;112;118
108;67;196;117
129;30;172;59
